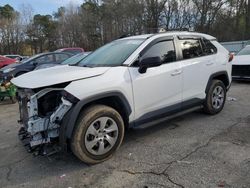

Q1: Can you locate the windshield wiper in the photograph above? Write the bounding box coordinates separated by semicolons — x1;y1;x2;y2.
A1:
82;64;93;68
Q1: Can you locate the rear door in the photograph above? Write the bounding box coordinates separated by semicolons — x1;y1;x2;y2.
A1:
177;36;215;104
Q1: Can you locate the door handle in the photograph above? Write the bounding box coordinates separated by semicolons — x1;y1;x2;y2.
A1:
171;69;182;76
206;62;214;66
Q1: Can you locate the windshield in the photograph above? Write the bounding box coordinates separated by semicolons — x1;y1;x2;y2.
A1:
77;39;144;67
237;46;250;56
61;52;90;65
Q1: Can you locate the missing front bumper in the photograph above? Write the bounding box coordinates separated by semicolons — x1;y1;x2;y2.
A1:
18;88;73;155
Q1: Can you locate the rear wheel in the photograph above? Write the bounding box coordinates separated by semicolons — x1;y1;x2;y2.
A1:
71;105;124;164
204;80;226;115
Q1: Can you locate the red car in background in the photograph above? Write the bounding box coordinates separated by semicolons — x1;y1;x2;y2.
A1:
55;47;84;55
0;55;17;69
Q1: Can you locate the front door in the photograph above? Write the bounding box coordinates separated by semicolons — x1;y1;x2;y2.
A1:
129;39;183;125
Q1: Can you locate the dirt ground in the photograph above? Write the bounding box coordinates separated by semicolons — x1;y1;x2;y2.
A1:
0;81;249;188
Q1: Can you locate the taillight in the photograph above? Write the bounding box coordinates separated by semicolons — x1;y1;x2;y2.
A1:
228;53;234;62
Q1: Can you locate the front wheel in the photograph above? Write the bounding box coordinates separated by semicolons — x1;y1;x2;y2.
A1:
71;105;124;164
204;80;226;115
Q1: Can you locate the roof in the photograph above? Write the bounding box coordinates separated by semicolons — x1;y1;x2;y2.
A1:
55;48;84;52
119;31;216;41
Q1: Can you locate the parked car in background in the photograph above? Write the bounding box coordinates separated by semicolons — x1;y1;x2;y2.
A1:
4;55;24;61
0;55;18;69
21;56;30;62
232;45;250;80
55;47;84;55
35;52;91;70
0;52;72;79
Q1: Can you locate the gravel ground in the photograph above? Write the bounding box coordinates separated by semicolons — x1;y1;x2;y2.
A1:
0;81;249;188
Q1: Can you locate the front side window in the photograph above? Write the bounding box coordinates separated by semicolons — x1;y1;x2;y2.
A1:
77;39;144;67
141;40;176;64
237;46;250;56
180;39;203;59
34;54;54;65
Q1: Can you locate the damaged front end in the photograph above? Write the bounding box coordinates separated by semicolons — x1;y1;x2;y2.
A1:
18;87;77;156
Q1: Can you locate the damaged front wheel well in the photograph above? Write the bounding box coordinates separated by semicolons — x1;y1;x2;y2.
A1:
82;96;130;128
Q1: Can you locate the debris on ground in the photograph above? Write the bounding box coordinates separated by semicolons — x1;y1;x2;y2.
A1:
217;180;226;187
177;160;193;164
227;97;237;101
59;174;66;178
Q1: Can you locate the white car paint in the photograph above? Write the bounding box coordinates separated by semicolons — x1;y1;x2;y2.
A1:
12;32;231;124
11;65;110;89
129;62;182;119
232;55;250;65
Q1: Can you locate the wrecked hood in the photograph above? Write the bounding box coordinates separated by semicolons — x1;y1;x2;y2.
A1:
11;65;110;89
232;55;250;65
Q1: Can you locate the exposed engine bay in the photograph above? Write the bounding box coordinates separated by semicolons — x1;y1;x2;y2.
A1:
17;87;74;156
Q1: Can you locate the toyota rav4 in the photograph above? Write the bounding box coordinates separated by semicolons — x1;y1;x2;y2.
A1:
12;32;232;164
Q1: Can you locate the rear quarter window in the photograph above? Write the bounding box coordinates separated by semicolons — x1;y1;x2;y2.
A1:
202;39;217;55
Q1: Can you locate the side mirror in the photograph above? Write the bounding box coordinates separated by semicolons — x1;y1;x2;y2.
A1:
138;56;162;74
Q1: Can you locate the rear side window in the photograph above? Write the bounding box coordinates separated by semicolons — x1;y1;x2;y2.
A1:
142;40;176;64
202;39;217;55
55;53;70;63
179;39;203;59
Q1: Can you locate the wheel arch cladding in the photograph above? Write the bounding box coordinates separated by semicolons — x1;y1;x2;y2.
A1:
205;71;230;94
59;91;132;148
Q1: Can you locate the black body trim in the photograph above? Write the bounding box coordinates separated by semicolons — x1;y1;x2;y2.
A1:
232;76;250;81
132;98;204;127
59;91;132;148
205;71;230;93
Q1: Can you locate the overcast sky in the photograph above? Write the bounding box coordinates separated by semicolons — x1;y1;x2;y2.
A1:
0;0;83;15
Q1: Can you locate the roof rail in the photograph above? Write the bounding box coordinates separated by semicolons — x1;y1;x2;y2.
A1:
159;28;190;32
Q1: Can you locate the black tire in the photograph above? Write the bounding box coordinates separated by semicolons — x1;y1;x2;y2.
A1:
204;80;226;115
71;105;125;164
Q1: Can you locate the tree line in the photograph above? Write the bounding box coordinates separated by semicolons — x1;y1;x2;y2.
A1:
0;0;250;55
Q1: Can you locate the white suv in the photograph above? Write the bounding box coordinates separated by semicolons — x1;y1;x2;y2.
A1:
12;32;232;164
